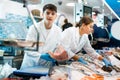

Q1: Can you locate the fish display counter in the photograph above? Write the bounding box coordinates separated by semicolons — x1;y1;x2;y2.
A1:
33;53;120;80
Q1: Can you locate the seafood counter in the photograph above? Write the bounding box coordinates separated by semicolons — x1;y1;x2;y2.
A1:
34;53;120;80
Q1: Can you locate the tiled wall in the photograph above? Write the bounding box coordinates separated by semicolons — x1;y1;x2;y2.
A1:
6;13;33;28
0;13;32;39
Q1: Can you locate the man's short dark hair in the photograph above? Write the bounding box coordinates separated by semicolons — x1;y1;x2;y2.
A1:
43;4;57;12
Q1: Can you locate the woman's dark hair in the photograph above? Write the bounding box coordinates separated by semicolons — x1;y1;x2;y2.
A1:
76;16;93;27
43;4;57;12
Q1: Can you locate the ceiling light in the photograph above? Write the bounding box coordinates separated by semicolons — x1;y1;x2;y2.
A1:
93;6;100;9
66;3;75;6
78;0;83;3
78;0;87;4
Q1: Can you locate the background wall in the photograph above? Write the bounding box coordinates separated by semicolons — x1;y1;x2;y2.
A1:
0;0;74;28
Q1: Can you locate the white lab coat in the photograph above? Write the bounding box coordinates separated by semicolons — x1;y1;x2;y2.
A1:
60;27;99;59
21;20;62;69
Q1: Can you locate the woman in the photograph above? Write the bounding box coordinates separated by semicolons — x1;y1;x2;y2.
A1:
41;16;112;67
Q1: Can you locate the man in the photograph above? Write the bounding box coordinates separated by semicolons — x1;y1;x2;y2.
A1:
62;18;73;31
20;4;62;69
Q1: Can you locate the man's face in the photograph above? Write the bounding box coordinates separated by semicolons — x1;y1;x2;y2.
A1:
43;9;57;24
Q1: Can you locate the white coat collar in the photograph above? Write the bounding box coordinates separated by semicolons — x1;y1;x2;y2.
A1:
38;20;55;43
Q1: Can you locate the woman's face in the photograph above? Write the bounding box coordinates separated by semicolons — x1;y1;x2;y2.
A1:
82;22;94;34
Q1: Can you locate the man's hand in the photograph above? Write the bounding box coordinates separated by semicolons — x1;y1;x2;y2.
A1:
48;45;68;61
48;51;68;61
40;53;56;62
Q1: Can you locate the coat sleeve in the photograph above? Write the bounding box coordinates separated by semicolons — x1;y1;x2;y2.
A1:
60;29;75;59
26;25;37;41
83;36;100;59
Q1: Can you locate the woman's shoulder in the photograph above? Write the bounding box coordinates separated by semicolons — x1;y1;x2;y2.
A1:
63;27;76;35
65;27;76;31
